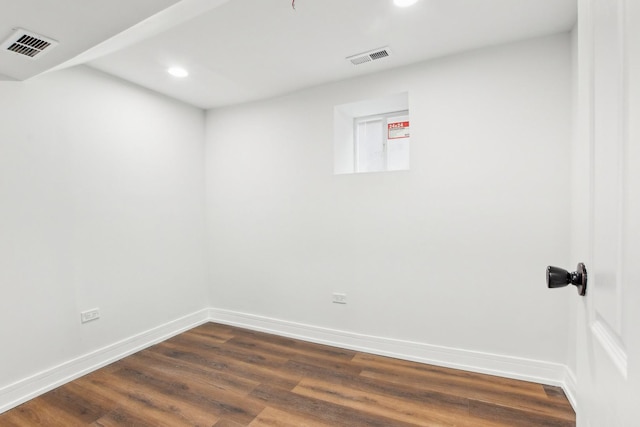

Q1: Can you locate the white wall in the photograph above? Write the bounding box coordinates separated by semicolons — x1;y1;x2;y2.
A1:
0;32;575;413
205;34;573;366
0;66;208;391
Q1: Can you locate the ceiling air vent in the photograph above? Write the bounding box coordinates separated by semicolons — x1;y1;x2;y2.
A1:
1;28;58;59
346;47;391;66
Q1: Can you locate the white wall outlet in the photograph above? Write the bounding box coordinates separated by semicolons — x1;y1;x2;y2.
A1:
332;293;347;304
80;308;100;323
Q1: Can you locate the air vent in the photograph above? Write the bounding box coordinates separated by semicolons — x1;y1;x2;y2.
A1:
1;28;58;59
346;47;391;66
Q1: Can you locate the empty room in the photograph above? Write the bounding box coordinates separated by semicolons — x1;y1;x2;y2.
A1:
0;0;638;425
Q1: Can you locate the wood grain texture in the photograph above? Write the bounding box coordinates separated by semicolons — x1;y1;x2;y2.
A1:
0;322;575;426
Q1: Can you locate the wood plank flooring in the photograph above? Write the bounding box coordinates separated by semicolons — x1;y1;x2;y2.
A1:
0;323;575;426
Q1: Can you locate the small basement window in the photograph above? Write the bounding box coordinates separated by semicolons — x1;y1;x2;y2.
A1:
334;93;410;174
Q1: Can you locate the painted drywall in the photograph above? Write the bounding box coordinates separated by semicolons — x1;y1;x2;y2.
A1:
0;66;208;389
205;34;573;364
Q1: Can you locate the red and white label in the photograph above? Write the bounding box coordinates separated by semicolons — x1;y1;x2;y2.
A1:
388;121;410;139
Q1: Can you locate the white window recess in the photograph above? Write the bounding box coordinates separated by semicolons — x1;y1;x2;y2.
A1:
334;92;410;174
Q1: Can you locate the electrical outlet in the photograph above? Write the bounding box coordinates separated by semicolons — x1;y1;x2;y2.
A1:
80;308;100;323
332;293;347;304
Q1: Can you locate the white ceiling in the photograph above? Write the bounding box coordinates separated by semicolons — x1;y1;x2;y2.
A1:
0;0;181;81
2;0;576;109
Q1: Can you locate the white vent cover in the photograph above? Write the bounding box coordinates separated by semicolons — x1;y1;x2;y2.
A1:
1;28;58;59
346;47;391;66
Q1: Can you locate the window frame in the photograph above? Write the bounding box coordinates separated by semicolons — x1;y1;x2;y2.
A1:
353;109;409;173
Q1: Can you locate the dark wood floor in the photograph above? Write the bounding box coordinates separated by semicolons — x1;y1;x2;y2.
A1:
0;322;575;426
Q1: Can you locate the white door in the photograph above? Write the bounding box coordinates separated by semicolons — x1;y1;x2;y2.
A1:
574;0;640;425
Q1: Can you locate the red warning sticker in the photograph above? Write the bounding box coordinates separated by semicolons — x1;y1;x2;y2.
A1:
388;121;410;139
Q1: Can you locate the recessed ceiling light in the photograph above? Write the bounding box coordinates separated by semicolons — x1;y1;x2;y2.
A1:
394;0;419;7
167;67;189;78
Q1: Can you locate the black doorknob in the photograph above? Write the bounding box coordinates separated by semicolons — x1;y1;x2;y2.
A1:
546;263;587;296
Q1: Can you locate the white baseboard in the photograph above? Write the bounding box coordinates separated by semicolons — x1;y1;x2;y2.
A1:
1;307;577;416
209;308;570;389
0;309;209;414
563;367;578;413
